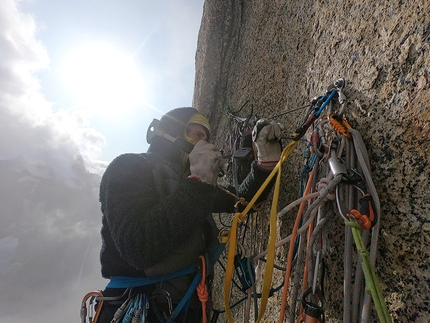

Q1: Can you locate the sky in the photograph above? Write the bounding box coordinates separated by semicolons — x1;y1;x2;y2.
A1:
0;0;204;322
17;0;204;168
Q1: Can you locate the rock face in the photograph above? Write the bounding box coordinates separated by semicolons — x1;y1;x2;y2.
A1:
193;0;430;322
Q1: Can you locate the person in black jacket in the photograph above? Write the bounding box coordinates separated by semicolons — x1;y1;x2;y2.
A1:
96;107;283;323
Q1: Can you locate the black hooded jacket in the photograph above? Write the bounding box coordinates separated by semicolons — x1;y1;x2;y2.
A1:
99;108;273;280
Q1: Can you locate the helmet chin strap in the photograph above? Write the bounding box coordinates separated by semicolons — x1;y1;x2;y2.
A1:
146;118;194;154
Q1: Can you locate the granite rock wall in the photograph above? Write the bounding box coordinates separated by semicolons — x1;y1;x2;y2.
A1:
193;0;429;322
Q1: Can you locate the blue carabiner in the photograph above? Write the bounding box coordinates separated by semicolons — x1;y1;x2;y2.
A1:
316;90;336;117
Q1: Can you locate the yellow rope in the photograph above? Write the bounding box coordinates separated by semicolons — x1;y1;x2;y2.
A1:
224;140;298;323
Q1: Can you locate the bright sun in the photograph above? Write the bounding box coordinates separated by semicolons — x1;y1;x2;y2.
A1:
61;42;145;117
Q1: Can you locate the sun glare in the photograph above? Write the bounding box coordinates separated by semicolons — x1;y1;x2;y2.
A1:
62;43;145;117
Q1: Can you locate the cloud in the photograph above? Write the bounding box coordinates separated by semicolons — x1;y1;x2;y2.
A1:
0;0;49;96
0;1;107;322
0;0;106;175
0;237;19;274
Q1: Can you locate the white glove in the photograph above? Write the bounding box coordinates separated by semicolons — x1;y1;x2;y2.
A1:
189;140;224;185
252;119;284;169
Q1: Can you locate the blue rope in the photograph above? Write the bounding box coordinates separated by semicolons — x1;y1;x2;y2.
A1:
170;271;202;320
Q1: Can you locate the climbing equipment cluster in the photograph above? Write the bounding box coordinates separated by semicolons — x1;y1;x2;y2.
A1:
217;79;391;323
81;79;391;323
223;109;257;192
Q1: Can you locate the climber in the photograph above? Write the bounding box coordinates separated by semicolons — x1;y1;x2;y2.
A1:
96;107;284;323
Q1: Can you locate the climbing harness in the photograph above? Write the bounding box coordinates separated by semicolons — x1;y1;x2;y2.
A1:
80;256;213;323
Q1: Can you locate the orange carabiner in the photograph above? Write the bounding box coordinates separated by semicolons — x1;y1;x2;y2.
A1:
81;291;104;323
328;114;352;138
359;194;377;227
349;209;371;230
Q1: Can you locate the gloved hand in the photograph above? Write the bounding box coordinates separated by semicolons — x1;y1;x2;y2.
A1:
189;140;224;185
252;119;284;170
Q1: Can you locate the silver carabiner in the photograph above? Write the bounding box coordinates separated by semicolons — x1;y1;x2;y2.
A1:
327;78;347;116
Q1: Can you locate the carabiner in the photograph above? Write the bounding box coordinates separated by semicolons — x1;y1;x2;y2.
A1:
327;78;347;116
348;209;372;230
299;286;326;323
328;114;352;138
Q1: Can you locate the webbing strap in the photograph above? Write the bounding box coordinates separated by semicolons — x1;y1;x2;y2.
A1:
170;271;202;320
224;140;298;323
205;242;226;274
106;266;198;289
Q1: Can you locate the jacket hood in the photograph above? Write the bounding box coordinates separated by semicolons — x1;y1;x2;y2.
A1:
147;107;210;162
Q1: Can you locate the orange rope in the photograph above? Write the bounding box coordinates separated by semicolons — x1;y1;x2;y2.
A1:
278;169;315;323
197;255;209;323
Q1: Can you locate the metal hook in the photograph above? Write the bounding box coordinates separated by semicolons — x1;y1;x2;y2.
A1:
326;78;347;116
